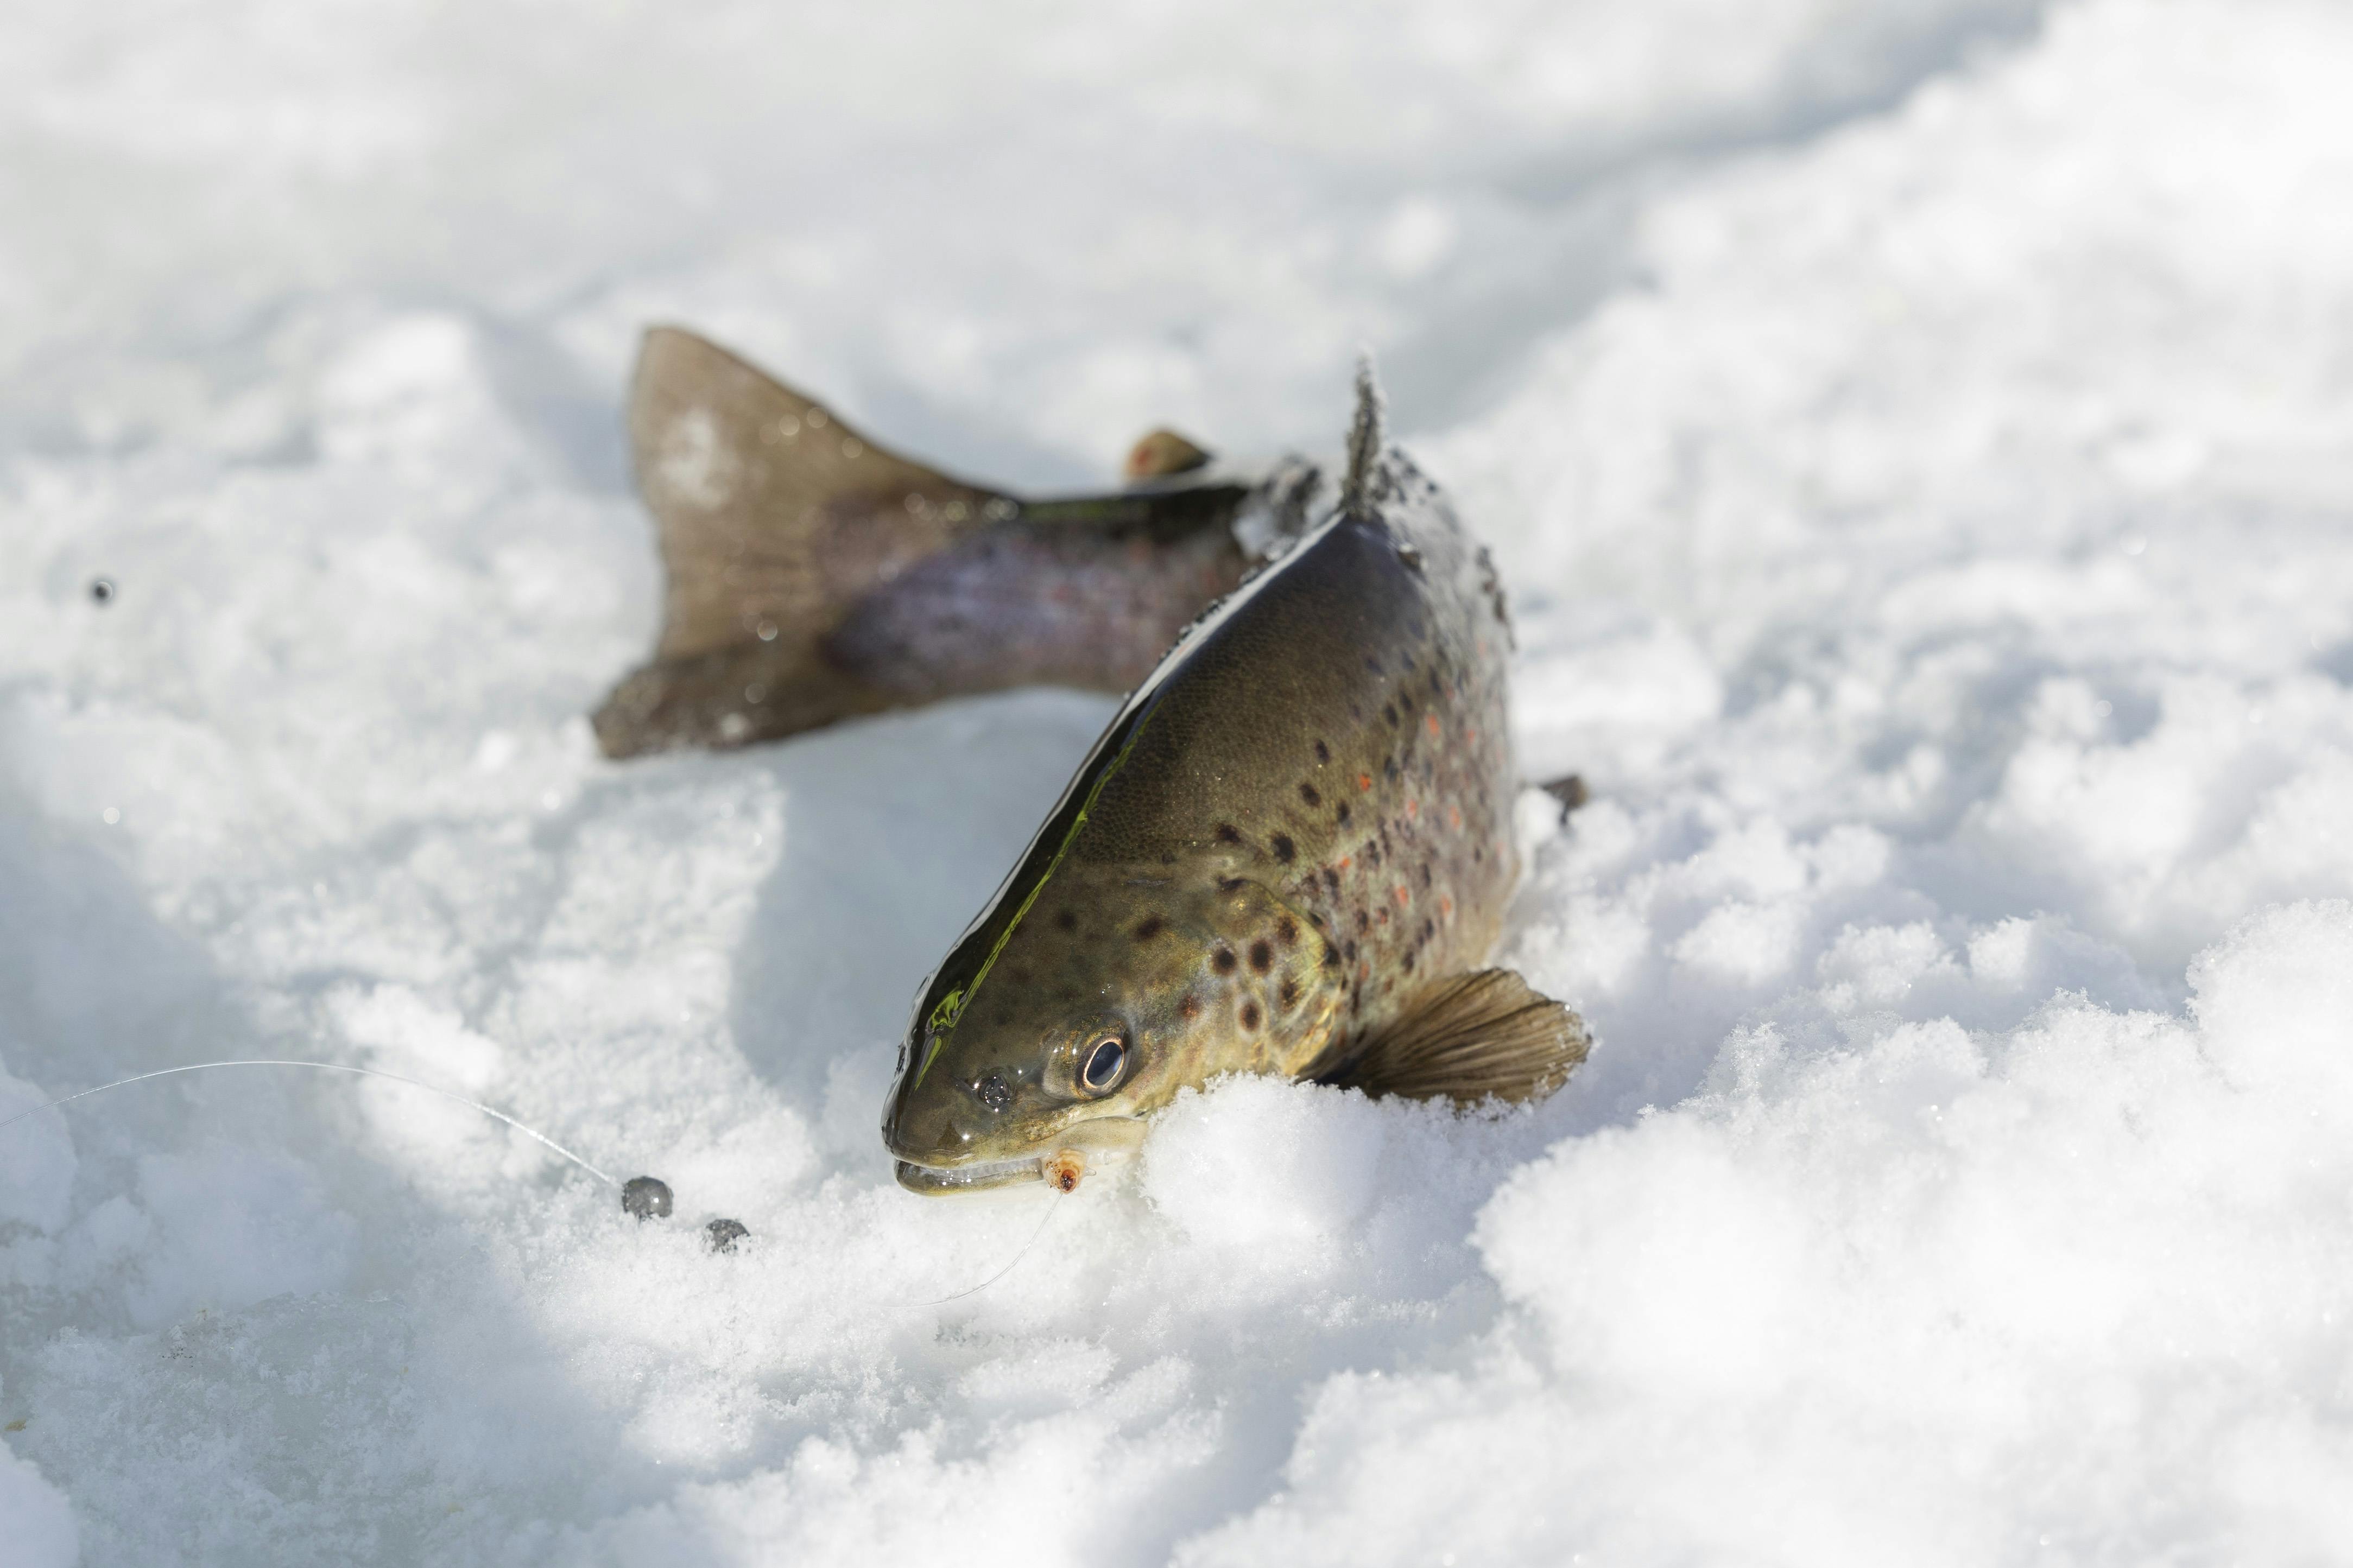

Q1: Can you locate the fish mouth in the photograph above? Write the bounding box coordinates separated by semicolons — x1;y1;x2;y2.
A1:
893;1154;1052;1196
893;1116;1150;1197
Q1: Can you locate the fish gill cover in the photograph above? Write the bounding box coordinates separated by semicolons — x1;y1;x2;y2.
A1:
4;0;2353;1564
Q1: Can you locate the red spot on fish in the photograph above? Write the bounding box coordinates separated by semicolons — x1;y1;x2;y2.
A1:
1448;805;1462;830
1357;772;1373;792
1393;885;1410;907
1425;713;1440;737
1440;895;1454;917
1406;799;1419;820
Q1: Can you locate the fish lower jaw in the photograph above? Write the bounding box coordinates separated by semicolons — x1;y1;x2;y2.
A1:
892;1115;1152;1197
893;1154;1051;1196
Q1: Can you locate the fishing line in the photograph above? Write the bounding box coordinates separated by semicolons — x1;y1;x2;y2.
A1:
0;1059;617;1187
912;1195;1061;1306
1;1059;1053;1290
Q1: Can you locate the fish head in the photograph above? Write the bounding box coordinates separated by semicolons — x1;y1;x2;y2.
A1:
883;865;1343;1195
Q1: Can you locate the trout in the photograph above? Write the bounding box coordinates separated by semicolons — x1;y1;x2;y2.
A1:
880;366;1588;1195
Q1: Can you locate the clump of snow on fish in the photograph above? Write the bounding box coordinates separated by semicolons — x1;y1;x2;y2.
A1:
4;0;2353;1563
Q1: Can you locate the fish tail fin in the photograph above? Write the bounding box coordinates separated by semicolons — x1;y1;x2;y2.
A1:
1339;350;1386;518
592;327;1011;757
1321;968;1589;1104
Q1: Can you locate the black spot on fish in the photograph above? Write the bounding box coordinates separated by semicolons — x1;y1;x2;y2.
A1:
1420;862;1433;888
1135;916;1165;941
1336;802;1352;826
1272;834;1296;864
1420;919;1434;943
1385;757;1400;783
1249;939;1273;973
1321;944;1340;969
1054;909;1078;932
1212;947;1238;975
1299;782;1321;808
1352;911;1369;934
1279;977;1299;1010
1275;916;1298;944
1321;868;1341;897
1215;823;1242;845
1240;1002;1261;1031
1180;993;1201;1020
1314;739;1331;764
1364;655;1385;676
1384;704;1399;727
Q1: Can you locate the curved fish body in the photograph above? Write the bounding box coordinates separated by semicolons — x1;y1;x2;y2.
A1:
882;373;1587;1195
594;328;1324;757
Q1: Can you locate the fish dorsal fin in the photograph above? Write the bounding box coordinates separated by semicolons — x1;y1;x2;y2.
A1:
1339;352;1386;519
594;328;1011;756
1320;968;1588;1104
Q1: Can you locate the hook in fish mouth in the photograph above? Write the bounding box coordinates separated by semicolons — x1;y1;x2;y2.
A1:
893;1116;1150;1197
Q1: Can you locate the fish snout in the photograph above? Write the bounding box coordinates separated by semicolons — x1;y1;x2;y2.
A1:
882;1063;1032;1167
880;1077;981;1167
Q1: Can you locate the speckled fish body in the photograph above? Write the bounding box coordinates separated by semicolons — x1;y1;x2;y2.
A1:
883;383;1583;1195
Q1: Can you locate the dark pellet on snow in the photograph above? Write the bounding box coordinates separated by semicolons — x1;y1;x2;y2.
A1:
705;1218;750;1253
621;1175;673;1220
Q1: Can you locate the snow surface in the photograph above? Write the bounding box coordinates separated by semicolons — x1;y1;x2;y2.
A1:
5;0;2353;1562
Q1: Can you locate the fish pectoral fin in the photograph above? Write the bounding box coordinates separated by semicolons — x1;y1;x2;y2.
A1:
1320;969;1588;1104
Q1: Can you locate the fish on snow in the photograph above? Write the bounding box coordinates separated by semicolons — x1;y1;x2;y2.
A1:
878;363;1588;1194
591;329;1589;1191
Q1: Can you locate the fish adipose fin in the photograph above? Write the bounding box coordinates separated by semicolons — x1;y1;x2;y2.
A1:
1320;968;1589;1104
592;327;1012;757
1536;773;1589;822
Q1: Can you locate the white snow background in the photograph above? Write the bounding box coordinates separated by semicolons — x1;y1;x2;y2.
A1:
4;0;2352;1561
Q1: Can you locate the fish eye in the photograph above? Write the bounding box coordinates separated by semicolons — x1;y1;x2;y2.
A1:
1079;1036;1128;1095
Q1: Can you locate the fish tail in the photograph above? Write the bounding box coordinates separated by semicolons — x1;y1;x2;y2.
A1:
592;327;1011;757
